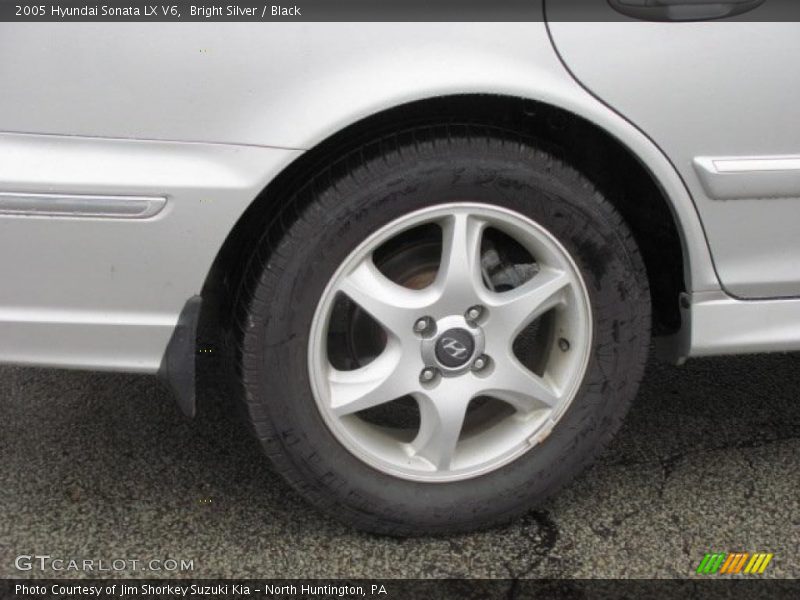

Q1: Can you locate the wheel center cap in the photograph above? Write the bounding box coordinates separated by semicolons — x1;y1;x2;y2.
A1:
434;328;475;368
420;315;485;377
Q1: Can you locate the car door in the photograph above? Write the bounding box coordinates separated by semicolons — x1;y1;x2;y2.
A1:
546;0;800;299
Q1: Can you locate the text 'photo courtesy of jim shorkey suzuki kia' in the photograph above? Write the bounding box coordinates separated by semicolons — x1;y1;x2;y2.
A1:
1;0;800;535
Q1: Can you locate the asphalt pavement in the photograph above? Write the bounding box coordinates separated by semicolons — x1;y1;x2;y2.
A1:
1;352;799;579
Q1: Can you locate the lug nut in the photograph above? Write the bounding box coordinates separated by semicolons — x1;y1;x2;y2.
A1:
420;367;437;382
414;317;432;333
466;305;483;322
471;355;489;371
558;338;570;352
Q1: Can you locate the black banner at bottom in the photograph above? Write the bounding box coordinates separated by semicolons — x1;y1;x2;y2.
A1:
3;579;800;600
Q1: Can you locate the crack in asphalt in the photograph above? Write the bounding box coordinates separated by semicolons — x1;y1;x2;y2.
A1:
740;452;758;501
606;431;800;485
504;510;560;597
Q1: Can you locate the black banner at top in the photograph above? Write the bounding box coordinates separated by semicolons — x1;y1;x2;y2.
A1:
4;0;536;22
3;0;800;22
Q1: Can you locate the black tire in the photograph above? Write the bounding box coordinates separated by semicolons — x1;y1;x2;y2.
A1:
234;127;651;535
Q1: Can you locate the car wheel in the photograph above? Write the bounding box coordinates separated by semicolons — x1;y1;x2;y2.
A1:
234;127;651;535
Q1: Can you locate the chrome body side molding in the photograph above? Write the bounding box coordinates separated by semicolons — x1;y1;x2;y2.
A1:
0;191;167;219
693;156;800;200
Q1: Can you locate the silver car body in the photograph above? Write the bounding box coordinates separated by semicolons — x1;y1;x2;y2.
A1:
1;11;799;374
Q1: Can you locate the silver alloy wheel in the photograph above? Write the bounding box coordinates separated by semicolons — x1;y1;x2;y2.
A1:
308;203;592;482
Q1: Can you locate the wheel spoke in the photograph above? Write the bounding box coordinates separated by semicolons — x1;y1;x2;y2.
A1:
410;386;472;471
483;358;561;413
487;267;571;337
328;344;418;416
433;213;486;308
337;256;433;340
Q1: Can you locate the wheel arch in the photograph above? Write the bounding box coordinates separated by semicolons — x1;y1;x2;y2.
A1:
199;93;707;347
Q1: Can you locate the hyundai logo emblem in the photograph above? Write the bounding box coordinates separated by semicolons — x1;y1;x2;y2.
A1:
440;337;469;359
434;328;475;368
